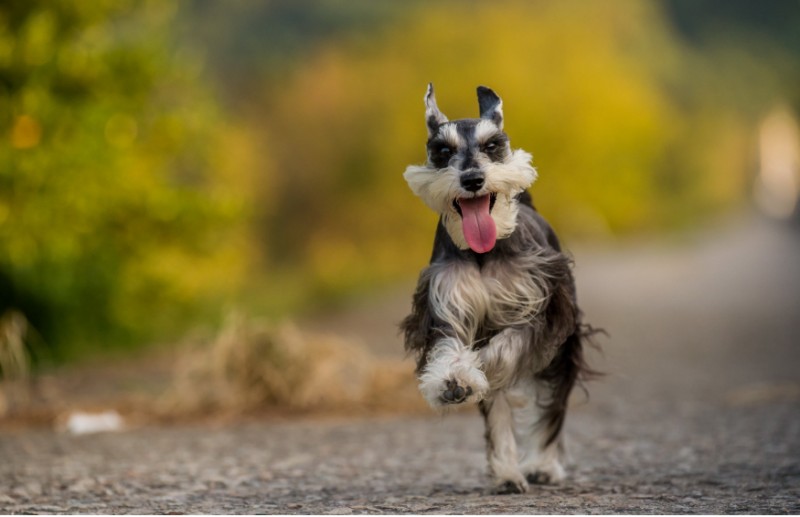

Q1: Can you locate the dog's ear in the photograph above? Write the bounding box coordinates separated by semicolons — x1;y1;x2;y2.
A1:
477;86;503;129
425;83;448;136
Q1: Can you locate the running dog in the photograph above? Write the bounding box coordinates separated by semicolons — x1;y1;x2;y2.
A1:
401;84;595;494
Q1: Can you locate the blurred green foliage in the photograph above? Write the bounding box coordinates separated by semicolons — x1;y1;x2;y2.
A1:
0;0;256;358
1;0;798;360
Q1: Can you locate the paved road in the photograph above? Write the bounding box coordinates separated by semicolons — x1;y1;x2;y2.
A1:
2;214;799;514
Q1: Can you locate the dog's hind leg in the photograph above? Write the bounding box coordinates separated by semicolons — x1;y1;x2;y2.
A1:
508;378;566;484
512;330;585;484
479;394;528;494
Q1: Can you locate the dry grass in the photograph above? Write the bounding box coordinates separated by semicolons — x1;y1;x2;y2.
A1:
0;310;31;416
0;311;429;427
162;312;425;417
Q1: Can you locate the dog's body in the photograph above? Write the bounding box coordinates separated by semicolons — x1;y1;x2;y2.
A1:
401;84;592;494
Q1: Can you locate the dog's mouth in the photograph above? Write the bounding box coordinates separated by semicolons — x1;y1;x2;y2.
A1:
452;193;498;254
452;193;497;216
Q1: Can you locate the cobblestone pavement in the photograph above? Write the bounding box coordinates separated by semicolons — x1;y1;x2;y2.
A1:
2;216;799;514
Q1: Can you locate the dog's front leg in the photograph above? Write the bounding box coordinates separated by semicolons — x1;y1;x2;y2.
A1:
417;336;489;409
479;327;529;390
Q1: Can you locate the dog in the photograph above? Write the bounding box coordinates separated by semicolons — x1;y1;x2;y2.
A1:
401;84;595;494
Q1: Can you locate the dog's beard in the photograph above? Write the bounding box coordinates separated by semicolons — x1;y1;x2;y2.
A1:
404;149;537;252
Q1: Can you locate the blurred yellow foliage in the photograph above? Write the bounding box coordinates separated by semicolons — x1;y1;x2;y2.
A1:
10;115;42;148
1;0;794;359
253;0;757;297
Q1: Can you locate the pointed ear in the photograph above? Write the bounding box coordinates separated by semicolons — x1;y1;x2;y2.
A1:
477;86;503;129
425;83;448;136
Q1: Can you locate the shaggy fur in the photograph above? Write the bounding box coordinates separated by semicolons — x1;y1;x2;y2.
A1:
401;84;596;494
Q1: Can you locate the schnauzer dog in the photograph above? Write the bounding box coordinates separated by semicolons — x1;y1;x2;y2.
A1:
401;84;594;494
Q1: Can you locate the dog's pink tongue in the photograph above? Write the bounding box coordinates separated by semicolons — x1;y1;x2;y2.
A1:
459;194;496;253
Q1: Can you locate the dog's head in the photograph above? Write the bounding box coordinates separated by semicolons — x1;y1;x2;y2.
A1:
403;84;537;253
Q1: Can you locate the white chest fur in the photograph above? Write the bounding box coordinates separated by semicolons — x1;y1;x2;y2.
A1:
427;257;550;346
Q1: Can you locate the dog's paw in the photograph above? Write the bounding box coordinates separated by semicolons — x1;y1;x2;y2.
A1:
418;339;489;409
524;462;565;485
420;374;486;409
525;471;554;485
493;477;528;495
440;378;472;404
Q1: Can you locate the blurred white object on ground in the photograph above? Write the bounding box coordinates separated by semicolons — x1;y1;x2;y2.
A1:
64;410;124;435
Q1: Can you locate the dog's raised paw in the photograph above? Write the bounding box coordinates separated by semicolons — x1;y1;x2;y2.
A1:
441;379;473;404
416;339;489;409
494;479;528;495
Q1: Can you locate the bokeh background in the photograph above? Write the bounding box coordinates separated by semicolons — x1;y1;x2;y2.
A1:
1;0;799;419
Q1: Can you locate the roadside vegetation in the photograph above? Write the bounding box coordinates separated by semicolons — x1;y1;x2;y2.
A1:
1;1;798;416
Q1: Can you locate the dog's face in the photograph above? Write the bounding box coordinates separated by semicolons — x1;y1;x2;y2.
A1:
404;84;537;253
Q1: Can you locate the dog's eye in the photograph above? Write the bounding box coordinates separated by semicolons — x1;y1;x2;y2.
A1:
483;140;500;153
481;139;507;161
433;145;453;163
429;142;454;168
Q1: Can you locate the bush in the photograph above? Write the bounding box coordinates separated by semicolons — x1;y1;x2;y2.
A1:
0;0;254;358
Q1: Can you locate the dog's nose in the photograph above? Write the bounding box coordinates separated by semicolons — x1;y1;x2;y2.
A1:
460;171;485;192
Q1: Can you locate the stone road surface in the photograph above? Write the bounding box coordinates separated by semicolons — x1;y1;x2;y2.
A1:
2;215;799;514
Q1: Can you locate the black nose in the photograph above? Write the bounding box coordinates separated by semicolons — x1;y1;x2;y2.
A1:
460;171;485;192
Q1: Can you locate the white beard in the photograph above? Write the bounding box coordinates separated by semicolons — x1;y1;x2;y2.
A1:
403;149;537;250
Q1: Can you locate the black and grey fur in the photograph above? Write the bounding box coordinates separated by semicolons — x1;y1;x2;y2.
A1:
401;84;595;494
